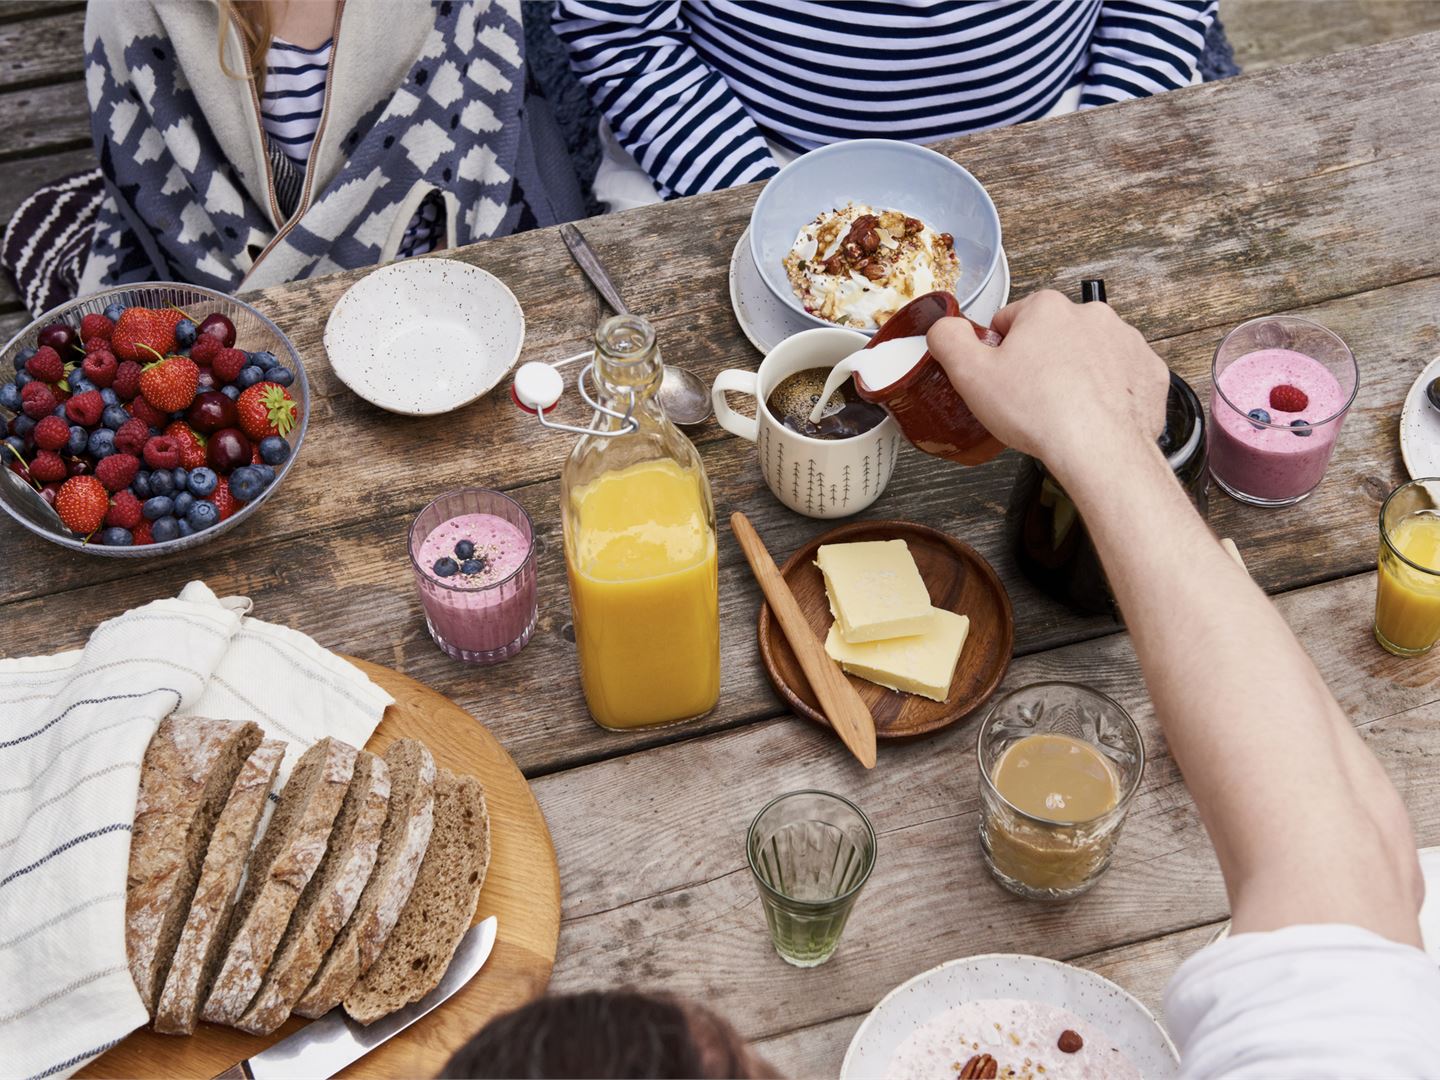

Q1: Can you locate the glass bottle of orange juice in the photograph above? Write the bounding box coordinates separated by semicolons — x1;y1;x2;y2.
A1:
561;315;720;729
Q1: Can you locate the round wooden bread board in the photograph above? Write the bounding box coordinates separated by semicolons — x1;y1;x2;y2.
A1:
758;520;1014;739
80;657;560;1080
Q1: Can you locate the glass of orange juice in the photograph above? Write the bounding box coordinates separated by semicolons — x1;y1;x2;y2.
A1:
1375;478;1440;656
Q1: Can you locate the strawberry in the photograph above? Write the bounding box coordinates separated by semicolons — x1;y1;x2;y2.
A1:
212;347;247;384
132;519;153;545
235;382;297;440
80;313;114;343
64;389;104;427
139;355;199;412
106;490;143;529
165;421;207;468
32;415;70;451
142;435;181;470
1269;384;1309;413
129;395;169;429
55;475;108;534
21;381;58;419
113;360;143;401
189;334;222;365
81;349;118;388
95;452;140;492
29;450;67;484
208;477;238;520
25;345;65;384
114;417;150;456
110;307;182;362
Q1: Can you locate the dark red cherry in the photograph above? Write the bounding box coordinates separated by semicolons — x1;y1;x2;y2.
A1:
37;322;78;354
197;313;236;348
206;427;251;473
186;391;238;434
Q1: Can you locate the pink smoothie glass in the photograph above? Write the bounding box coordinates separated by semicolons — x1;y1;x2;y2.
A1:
408;489;538;663
1209;316;1358;507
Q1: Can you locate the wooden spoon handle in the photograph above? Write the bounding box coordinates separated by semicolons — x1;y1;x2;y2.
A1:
730;512;877;768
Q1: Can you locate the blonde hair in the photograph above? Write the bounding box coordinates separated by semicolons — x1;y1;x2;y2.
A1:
216;0;276;78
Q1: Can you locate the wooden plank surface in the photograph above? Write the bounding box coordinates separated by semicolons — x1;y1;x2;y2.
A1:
1227;0;1440;73
537;570;1440;1069
0;5;85;92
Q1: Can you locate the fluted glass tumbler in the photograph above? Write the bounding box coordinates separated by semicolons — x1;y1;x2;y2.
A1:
746;790;876;968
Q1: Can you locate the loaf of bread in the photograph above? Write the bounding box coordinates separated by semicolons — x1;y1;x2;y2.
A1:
343;769;490;1025
201;737;357;1025
152;739;285;1034
127;718;264;1014
235;750;392;1035
294;739;435;1018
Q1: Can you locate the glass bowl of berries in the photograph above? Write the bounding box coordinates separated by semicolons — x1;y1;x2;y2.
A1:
0;282;308;556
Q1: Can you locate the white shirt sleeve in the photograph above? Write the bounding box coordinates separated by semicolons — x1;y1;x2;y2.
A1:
1164;923;1440;1079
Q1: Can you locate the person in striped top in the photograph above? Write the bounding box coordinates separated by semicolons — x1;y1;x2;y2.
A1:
553;1;1218;211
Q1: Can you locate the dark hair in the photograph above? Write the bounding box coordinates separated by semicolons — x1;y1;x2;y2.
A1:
440;990;780;1079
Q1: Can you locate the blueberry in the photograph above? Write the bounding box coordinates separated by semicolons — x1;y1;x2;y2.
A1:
432;557;459;577
258;435;290;465
131;470;152;498
148;469;175;497
1290;419;1313;437
174;491;195;517
172;467;188;490
3;435;24;460
150;515;180;543
143;495;175;521
187;466;218;497
100;527;133;547
103;302;126;323
15;370;32;388
174;319;197;347
69;375;95;394
66;425;87;456
99;387;118;406
228;466;263;502
251;463;276;488
13;346;35;372
0;383;20;411
454;539;475;560
12;415;35;438
53;403;67;417
186;500;219;530
267;366;294;388
176;519;195;537
249;350;278;371
87;428;116;458
102;404;130;430
1247;408;1271;427
220;385;240;401
236;366;264;389
460;558;486;575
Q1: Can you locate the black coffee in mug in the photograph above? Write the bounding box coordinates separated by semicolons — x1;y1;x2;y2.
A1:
765;367;888;441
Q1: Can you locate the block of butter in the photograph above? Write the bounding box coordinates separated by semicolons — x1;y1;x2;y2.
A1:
824;608;970;702
816;540;933;643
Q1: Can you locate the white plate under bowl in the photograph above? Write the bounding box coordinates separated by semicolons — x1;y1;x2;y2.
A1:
729;225;1010;356
324;259;525;416
841;953;1179;1080
1400;356;1440;480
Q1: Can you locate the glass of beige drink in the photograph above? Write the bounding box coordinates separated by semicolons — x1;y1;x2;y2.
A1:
976;683;1145;901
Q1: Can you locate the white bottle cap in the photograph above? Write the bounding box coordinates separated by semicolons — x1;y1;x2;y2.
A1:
512;361;564;414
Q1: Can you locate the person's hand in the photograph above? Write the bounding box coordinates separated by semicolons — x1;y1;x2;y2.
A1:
926;290;1169;474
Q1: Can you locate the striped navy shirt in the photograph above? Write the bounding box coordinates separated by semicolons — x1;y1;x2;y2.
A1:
553;1;1217;199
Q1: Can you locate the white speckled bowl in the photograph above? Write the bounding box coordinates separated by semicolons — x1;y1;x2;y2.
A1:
841;954;1179;1079
324;259;525;416
1399;355;1440;480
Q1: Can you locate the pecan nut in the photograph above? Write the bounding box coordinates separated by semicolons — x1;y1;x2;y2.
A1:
958;1053;998;1079
1058;1029;1084;1053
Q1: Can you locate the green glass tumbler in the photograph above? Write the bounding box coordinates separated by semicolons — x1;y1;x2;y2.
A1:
746;790;876;968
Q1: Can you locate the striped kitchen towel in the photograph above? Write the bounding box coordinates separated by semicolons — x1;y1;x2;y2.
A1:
0;581;393;1080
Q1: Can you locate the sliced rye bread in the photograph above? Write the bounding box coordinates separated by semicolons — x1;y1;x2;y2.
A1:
343;769;491;1025
235;750;392;1034
293;739;436;1019
152;739;285;1034
200;737;358;1026
127;718;264;1015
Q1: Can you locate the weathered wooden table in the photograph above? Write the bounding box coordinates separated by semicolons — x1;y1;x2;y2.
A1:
5;30;1440;1075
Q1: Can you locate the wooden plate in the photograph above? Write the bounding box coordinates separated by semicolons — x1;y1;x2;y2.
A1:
758;520;1013;739
81;658;560;1080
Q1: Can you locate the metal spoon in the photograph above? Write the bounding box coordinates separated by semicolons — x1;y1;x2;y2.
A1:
559;223;714;426
0;453;71;534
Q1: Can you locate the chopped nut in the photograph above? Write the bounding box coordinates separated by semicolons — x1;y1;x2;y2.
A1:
1058;1029;1084;1054
1008;1031;1021;1046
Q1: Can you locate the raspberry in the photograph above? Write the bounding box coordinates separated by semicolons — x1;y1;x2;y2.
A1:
96;452;140;492
113;360;143;401
212;347;247;384
105;489;143;529
80;313;114;343
21;381;58;419
189;334;222;365
29;449;67;483
64;389;104;426
129;396;169;429
54;475;109;534
114;417;150;456
1268;384;1309;413
142;435;181;470
81;349;118;388
32;415;70;451
84;336;113;354
25;346;65;383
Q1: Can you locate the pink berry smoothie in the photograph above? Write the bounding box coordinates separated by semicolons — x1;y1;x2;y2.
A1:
413;510;537;661
1209;348;1351;504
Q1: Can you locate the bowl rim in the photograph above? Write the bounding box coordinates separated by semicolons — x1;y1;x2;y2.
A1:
0;281;309;557
322;258;527;417
748;138;1003;332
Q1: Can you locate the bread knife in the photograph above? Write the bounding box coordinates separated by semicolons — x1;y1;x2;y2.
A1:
214;916;498;1080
